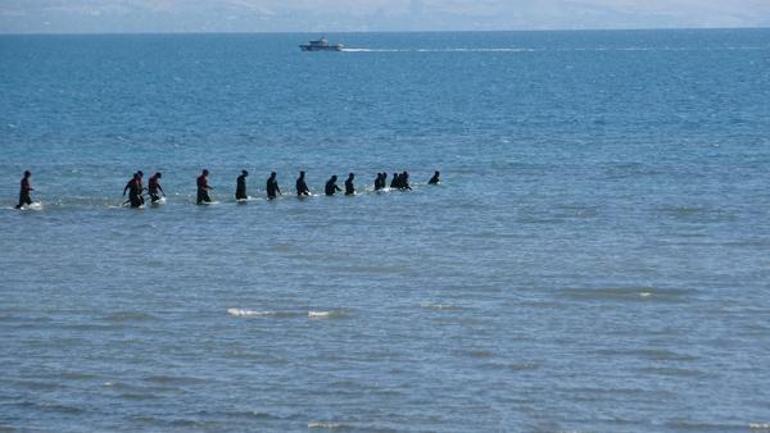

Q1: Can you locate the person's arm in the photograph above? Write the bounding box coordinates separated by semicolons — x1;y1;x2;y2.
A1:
277;184;282;195
123;183;129;196
158;184;165;195
335;184;342;192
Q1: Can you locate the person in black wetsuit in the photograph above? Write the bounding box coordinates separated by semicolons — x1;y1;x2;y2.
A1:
373;173;382;191
345;173;355;196
148;172;165;203
122;172;143;207
197;169;213;204
125;172;143;207
15;170;34;209
235;170;248;200
296;171;310;196
390;172;400;189
135;171;145;205
400;171;412;190
325;175;342;196
266;172;281;200
428;170;440;185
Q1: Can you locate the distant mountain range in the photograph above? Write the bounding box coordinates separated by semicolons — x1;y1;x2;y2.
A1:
2;0;769;34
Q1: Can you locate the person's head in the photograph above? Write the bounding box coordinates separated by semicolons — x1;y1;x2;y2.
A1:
331;175;337;181
202;169;209;176
133;173;141;180
241;170;248;177
23;170;31;178
348;172;354;179
137;170;144;177
270;171;276;178
382;172;387;178
299;171;305;178
435;171;440;176
155;172;162;178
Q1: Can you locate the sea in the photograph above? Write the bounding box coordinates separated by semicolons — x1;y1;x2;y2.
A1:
1;29;769;433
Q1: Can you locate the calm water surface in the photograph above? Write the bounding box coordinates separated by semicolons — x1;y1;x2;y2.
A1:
1;30;769;432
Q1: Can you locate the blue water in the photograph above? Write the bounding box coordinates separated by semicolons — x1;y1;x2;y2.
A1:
1;29;770;432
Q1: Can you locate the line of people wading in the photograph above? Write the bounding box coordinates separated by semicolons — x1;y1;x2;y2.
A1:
12;169;441;209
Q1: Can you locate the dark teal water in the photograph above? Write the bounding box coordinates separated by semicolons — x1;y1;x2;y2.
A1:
1;30;769;432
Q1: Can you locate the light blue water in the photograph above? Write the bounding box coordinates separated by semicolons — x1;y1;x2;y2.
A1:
1;30;770;432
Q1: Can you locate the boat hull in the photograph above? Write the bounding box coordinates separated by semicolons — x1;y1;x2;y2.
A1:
299;44;343;52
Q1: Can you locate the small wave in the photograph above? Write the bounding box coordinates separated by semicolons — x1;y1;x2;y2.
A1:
594;348;697;361
750;424;770;430
227;308;306;318
308;310;344;319
308;421;347;430
638;366;705;378
228;308;341;319
144;375;208;385
466;349;494;358
102;311;157;322
666;419;749;431
227;308;277;317
420;302;463;311
561;287;692;302
508;362;540;371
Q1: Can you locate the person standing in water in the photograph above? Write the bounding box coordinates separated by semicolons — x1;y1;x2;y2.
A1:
266;172;281;200
15;170;34;209
135;171;146;205
148;172;165;203
400;171;413;191
122;172;144;208
373;173;382;191
197;169;213;204
390;172;400;189
296;171;310;196
345;173;356;196
325;175;342;196
235;170;248;200
428;171;440;185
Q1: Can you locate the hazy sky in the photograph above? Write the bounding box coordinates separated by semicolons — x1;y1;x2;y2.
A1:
1;0;769;34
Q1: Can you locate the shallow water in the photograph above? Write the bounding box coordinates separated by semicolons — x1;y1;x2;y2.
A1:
1;30;769;432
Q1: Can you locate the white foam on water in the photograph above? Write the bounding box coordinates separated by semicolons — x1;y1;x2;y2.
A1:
227;308;275;317
639;292;652;298
308;311;335;319
343;47;535;53
308;311;330;318
750;423;770;430
308;421;344;429
341;48;401;52
11;202;44;211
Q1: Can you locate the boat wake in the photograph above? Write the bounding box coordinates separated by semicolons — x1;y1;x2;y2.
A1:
342;47;535;53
